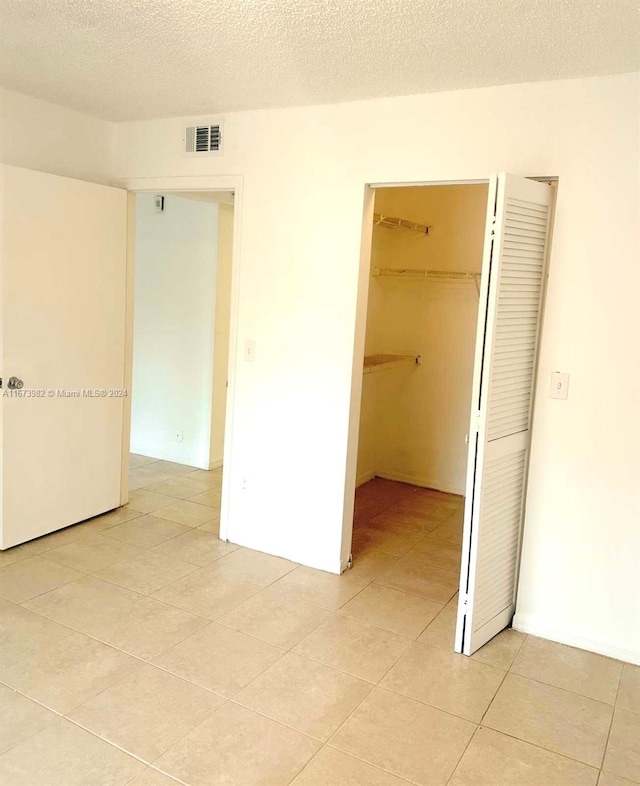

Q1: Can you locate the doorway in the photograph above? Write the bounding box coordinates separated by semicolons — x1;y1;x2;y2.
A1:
347;175;555;656
126;189;235;542
350;181;488;651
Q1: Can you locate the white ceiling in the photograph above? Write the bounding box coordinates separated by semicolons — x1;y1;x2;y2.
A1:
1;0;638;122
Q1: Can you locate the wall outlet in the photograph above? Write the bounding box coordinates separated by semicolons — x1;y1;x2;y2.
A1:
175;430;184;442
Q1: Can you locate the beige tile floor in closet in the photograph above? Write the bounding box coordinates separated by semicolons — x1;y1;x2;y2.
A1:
0;459;638;785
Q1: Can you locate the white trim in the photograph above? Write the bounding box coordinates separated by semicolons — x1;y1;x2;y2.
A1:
370;179;490;188
513;612;640;666
130;445;210;470
119;174;243;544
120;192;136;507
116;175;239;192
373;469;465;496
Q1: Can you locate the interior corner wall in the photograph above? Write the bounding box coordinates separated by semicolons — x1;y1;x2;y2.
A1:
113;73;639;662
356;185;488;494
131;193;219;468
209;202;234;468
0;88;115;184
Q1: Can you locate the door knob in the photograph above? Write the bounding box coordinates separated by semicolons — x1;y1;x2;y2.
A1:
7;377;24;390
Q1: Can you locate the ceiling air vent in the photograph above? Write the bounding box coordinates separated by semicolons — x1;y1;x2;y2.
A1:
184;122;223;156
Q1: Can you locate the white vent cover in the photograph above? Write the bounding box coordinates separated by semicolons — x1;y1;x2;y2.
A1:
184;122;223;155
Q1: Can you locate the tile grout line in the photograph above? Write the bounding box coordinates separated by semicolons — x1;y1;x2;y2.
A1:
0;679;188;785
9;594;245;700
225;693;342;746
472;632;616;773
468;722;606;774
321;602;432;748
480;638;611;774
598;655;625;774
290;742;421;786
323;690;428;786
502;667;624;708
444;723;483;786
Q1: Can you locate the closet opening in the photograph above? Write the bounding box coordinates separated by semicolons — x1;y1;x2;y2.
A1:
349;181;490;648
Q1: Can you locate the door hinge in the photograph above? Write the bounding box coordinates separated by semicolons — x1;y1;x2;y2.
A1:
474;411;482;433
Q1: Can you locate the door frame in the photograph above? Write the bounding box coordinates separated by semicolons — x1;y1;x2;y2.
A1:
117;174;243;544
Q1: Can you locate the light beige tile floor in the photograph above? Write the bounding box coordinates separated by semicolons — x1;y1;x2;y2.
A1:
0;465;637;786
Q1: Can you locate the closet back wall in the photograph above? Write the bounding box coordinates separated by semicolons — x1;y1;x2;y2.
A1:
357;184;488;494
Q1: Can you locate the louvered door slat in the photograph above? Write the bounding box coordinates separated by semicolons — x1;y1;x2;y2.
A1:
456;174;553;656
490;392;532;408
496;328;538;339
482;464;528;489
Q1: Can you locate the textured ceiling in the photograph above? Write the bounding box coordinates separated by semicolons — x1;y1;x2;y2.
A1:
1;0;638;121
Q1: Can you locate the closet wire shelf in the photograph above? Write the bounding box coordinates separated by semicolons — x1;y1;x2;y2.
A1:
363;354;422;375
372;267;481;294
373;213;430;234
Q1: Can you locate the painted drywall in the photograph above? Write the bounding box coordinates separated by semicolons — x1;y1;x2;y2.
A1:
0;88;114;184
210;202;234;468
99;72;640;662
131;193;219;468
357;185;487;493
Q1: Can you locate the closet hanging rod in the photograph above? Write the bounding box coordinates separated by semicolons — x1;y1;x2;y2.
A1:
373;212;430;234
372;267;480;280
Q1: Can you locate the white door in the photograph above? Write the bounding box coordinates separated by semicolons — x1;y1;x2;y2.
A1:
455;173;553;656
0;165;128;549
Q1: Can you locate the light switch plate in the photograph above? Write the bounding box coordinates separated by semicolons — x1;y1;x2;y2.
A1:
244;340;256;362
550;371;569;400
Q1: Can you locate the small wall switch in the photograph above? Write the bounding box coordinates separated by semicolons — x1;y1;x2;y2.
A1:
244;340;256;362
550;372;569;400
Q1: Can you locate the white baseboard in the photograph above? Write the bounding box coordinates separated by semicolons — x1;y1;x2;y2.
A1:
373;468;465;496
228;530;341;575
356;469;376;487
513;612;640;665
130;444;209;470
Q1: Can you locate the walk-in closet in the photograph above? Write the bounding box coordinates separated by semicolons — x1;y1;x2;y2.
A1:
351;183;489;647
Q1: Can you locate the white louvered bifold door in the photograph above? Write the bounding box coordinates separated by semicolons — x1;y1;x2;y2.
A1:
454;173;553;656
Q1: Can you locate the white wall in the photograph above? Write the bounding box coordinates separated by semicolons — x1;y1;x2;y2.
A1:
357;185;487;494
0;88;114;184
111;72;640;662
131;193;219;468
